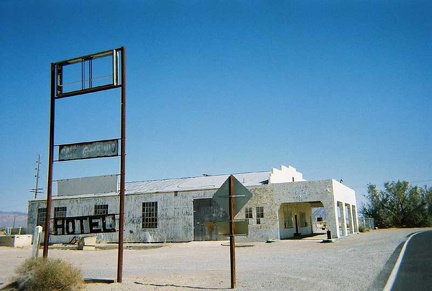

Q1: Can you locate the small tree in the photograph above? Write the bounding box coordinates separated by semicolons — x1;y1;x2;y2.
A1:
362;181;432;228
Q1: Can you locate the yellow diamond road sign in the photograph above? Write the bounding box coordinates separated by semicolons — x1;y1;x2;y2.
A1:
213;175;253;215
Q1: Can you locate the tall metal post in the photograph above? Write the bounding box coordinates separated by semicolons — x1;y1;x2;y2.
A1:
117;47;126;283
43;63;56;258
229;175;236;289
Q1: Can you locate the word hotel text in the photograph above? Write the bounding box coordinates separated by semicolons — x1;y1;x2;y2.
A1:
54;214;116;235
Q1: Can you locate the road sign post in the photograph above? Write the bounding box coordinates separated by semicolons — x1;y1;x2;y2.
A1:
213;175;253;289
229;175;236;289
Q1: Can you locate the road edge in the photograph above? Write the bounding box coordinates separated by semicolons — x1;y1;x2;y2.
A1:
383;230;425;291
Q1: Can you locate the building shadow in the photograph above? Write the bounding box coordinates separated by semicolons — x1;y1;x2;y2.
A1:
281;232;327;241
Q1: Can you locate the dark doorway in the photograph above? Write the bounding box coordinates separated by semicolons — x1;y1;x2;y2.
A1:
193;198;228;241
294;214;301;236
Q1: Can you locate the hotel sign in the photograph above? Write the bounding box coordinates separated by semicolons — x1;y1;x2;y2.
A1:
59;139;118;161
53;214;116;235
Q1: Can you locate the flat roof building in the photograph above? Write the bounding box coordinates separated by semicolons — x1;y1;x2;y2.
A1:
27;165;358;243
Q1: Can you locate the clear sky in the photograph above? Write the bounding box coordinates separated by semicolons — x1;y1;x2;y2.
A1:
1;1;431;213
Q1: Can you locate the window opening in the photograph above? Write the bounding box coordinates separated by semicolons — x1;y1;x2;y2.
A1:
245;207;253;219
299;212;307;227
54;207;67;218
284;211;293;229
94;204;109;215
142;202;158;228
256;207;264;224
37;208;47;227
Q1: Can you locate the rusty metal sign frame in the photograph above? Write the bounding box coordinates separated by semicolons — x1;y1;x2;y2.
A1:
55;49;121;98
44;47;126;283
58;139;119;161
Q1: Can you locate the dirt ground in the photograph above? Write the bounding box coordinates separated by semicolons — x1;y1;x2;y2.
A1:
1;228;429;290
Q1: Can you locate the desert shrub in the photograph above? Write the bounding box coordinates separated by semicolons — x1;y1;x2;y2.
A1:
15;258;83;290
359;225;369;233
362;182;432;228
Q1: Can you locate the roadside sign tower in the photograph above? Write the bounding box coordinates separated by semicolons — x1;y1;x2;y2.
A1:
44;47;126;282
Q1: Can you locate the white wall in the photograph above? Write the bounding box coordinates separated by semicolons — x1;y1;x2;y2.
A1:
272;179;358;239
269;165;305;183
27;178;358;243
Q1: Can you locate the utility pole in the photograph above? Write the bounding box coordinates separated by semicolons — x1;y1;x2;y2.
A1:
30;154;43;199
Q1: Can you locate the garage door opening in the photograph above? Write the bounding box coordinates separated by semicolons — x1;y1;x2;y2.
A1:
193;198;228;241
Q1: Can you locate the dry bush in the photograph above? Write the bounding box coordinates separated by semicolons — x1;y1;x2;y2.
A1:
15;258;83;290
359;225;370;233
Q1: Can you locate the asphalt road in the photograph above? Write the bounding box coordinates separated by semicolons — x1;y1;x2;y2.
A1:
391;230;432;291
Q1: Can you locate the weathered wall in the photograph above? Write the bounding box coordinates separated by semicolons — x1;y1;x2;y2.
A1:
272;179;358;239
272;180;334;205
27;195;120;244
28;189;222;243
124;185;281;242
235;185;279;242
123;189;216;243
27;179;357;243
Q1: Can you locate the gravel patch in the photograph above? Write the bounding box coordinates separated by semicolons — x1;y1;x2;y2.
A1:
1;228;429;290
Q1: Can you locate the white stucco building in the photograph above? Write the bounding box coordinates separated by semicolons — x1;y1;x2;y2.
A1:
27;165;359;243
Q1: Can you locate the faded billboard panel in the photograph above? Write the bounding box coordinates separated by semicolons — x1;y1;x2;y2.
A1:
57;175;117;196
58;139;118;161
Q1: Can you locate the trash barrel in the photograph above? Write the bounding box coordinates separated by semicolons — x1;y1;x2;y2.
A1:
326;229;332;239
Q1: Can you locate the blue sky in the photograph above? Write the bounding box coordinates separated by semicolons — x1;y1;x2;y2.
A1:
1;1;431;213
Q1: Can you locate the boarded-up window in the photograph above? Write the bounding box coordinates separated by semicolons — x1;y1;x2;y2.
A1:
37;208;46;227
142;202;158;228
94;204;109;215
284;211;293;229
299;212;307;227
256;207;264;224
245;207;253;219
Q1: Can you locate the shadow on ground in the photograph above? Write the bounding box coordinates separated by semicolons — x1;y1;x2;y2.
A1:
134;281;226;290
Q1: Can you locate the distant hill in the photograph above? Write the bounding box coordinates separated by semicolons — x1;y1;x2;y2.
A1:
0;211;27;229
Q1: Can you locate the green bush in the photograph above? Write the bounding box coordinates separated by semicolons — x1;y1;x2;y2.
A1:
362;181;432;228
15;258;83;290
